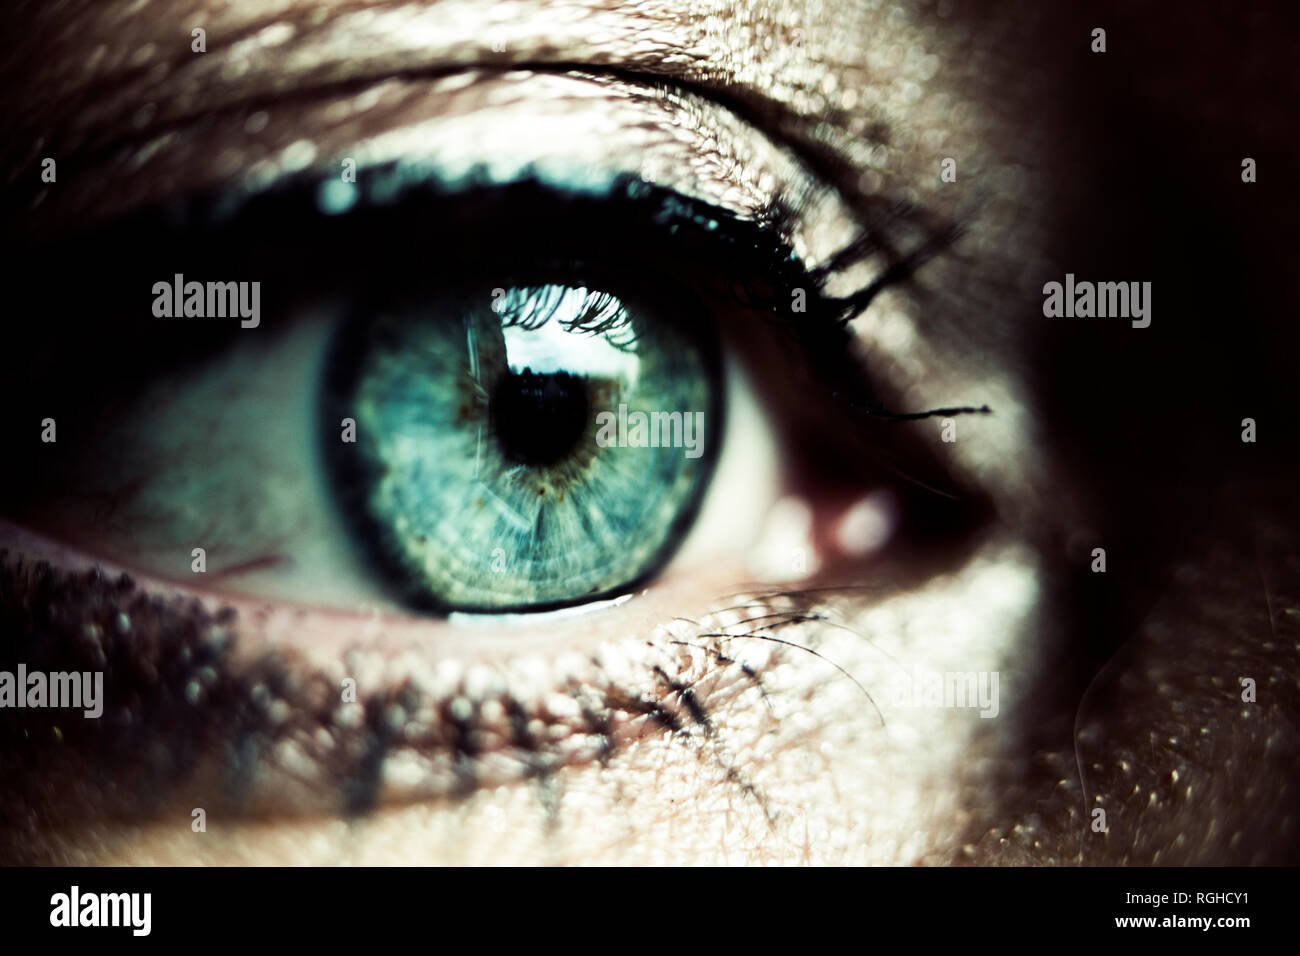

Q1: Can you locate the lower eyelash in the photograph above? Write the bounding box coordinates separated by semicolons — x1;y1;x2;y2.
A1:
0;552;811;832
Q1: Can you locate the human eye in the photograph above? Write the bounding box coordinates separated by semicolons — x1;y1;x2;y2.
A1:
4;143;959;615
12;173;778;618
1;32;995;857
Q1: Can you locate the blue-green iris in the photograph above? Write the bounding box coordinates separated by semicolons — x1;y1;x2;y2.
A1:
325;282;720;613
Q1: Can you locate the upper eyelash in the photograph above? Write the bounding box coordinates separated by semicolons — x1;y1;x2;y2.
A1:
578;70;968;316
9;162;857;358
816;215;967;327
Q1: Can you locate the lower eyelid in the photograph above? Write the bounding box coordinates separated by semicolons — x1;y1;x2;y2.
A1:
0;518;748;651
0;522;775;820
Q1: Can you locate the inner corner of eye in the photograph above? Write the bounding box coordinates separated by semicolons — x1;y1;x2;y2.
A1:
314;277;768;617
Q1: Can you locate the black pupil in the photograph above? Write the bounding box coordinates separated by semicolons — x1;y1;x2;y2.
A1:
490;368;590;466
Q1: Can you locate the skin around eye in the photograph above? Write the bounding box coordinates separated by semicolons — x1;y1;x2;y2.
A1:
0;2;1010;865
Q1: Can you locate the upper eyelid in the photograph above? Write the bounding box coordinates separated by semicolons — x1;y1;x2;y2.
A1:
7;68;778;235
13;61;837;194
9;0;961;298
11;47;970;446
7;85;971;503
7;54;976;483
10;60;955;315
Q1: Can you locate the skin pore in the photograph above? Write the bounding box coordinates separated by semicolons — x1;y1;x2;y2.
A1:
1;0;1297;864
